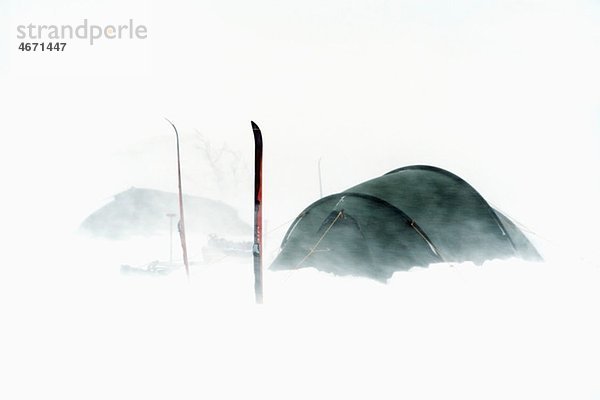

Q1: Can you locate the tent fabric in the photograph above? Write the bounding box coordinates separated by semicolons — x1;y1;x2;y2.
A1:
80;187;250;239
271;165;541;280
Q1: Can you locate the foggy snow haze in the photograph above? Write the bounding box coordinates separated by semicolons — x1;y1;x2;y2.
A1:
1;0;600;399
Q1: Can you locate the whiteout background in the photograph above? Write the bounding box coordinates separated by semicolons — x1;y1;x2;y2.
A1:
1;1;599;399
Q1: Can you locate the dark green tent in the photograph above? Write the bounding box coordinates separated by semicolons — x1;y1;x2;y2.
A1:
271;165;541;280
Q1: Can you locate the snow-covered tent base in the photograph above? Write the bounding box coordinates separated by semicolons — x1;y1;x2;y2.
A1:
271;165;541;281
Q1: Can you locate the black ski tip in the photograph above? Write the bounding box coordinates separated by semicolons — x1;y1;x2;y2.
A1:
251;121;261;132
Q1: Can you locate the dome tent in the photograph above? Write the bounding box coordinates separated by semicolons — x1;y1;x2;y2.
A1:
270;165;541;281
80;187;250;239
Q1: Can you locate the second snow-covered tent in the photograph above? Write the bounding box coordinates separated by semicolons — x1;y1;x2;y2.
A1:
271;165;541;280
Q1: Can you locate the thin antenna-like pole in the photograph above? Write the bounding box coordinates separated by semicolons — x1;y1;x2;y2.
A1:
165;118;190;279
251;121;263;304
318;157;323;198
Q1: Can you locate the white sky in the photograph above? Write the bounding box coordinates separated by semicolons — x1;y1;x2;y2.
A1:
0;0;598;263
1;2;600;399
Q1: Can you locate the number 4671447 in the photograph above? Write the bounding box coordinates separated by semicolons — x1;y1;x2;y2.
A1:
18;42;67;51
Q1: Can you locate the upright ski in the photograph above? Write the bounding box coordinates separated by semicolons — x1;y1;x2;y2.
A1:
251;121;264;304
165;118;190;279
